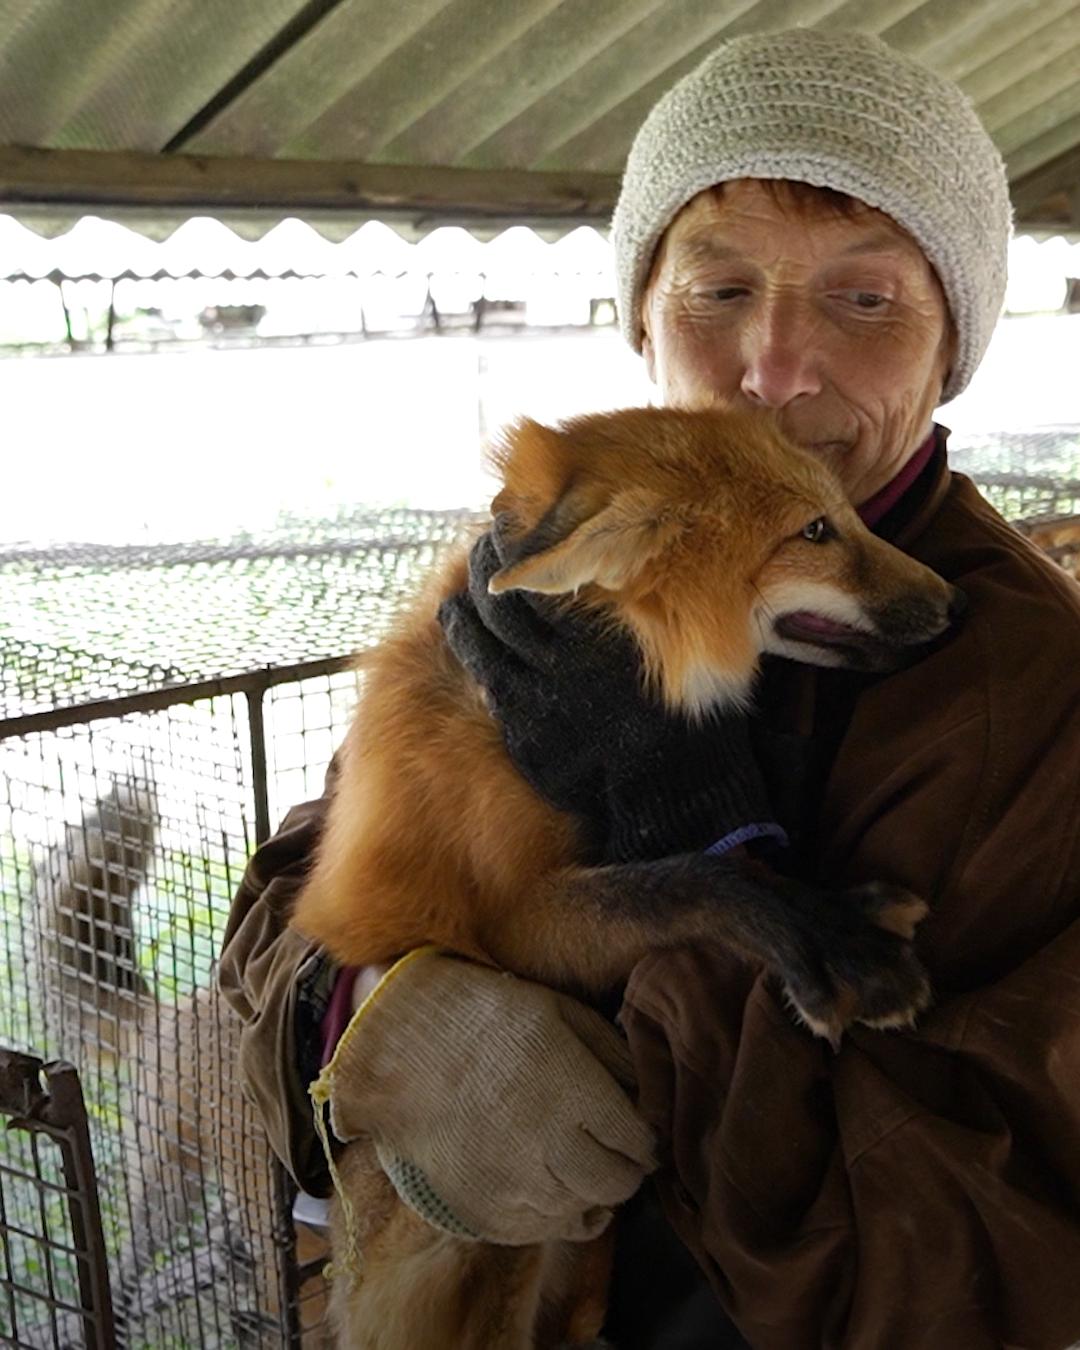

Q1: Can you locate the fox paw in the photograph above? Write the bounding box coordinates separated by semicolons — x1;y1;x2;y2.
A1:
781;882;931;1050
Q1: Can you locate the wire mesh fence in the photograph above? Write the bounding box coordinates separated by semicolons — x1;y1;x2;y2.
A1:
0;507;479;1348
0;506;479;724
0;683;345;1347
1;427;1079;1347
949;425;1080;527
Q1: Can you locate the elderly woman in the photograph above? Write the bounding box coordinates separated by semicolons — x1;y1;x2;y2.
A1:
221;29;1080;1349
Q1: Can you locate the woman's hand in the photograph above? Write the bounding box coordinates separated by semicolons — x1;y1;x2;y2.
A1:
321;950;657;1243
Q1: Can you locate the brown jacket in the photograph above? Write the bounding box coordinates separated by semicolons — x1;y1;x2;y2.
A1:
622;460;1080;1349
219;452;1080;1348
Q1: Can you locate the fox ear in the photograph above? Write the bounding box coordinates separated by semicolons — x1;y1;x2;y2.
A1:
489;490;666;596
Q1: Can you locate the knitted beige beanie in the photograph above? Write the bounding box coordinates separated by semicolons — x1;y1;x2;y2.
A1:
612;28;1013;403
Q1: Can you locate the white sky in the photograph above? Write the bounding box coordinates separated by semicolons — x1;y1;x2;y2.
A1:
0;218;1078;547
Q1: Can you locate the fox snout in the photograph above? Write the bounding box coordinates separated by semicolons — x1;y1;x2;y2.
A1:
763;557;963;675
846;581;966;672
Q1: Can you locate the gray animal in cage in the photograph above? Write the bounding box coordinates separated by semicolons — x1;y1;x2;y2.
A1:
31;769;330;1344
38;773;157;1025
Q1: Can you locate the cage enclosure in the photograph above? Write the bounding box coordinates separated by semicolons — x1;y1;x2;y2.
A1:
2;427;1080;1347
0;506;477;1348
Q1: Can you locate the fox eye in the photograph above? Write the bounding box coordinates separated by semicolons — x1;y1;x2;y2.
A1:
801;517;832;543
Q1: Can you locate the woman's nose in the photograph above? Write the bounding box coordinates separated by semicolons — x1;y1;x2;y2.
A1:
739;302;822;407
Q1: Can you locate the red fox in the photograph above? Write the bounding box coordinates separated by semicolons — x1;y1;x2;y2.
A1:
291;406;962;1349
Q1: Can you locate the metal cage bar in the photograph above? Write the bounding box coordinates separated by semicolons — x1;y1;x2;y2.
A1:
0;667;348;1346
0;1050;115;1349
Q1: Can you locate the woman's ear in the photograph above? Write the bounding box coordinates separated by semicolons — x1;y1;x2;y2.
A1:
641;300;658;385
642;332;657;385
934;315;958;402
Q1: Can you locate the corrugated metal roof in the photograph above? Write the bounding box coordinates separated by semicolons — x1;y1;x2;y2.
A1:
0;0;1078;240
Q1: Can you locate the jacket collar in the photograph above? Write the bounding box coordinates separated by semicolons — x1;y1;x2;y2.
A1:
876;424;953;550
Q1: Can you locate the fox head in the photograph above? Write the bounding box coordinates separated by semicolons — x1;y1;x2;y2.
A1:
487;407;963;716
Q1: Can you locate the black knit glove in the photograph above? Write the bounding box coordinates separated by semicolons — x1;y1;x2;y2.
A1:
438;520;786;864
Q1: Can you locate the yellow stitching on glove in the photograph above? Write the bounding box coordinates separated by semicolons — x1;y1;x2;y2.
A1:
309;945;443;1284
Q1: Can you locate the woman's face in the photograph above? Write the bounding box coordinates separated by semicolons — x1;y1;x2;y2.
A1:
641;179;954;505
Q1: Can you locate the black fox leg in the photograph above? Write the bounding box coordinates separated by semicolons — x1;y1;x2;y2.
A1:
482;854;930;1043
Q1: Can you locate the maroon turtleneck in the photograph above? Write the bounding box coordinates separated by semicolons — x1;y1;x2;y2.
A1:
857;427;939;530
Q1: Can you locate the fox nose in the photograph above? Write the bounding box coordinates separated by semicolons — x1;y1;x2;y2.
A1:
947;585;968;625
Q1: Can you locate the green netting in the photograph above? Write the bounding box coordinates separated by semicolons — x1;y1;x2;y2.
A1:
1;506;482;723
1;505;479;1348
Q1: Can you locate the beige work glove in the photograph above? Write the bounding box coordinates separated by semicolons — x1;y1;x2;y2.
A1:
310;948;657;1246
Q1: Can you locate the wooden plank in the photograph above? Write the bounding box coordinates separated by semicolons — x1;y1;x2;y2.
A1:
0;145;620;225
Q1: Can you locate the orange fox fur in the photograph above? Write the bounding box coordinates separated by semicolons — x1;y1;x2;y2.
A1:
291;406;957;1348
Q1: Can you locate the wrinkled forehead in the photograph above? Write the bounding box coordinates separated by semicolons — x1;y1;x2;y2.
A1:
649;179;936;286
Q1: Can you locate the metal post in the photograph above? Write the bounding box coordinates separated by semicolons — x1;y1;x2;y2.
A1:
105;279;116;352
247;685;271;846
272;1159;304;1347
57;277;74;347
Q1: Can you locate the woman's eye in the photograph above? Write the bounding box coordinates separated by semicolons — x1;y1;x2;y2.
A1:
801;517;831;543
848;291;888;309
696;285;749;302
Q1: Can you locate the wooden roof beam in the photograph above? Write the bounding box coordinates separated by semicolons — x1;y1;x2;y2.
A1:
6;142;1077;238
0;145;620;228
